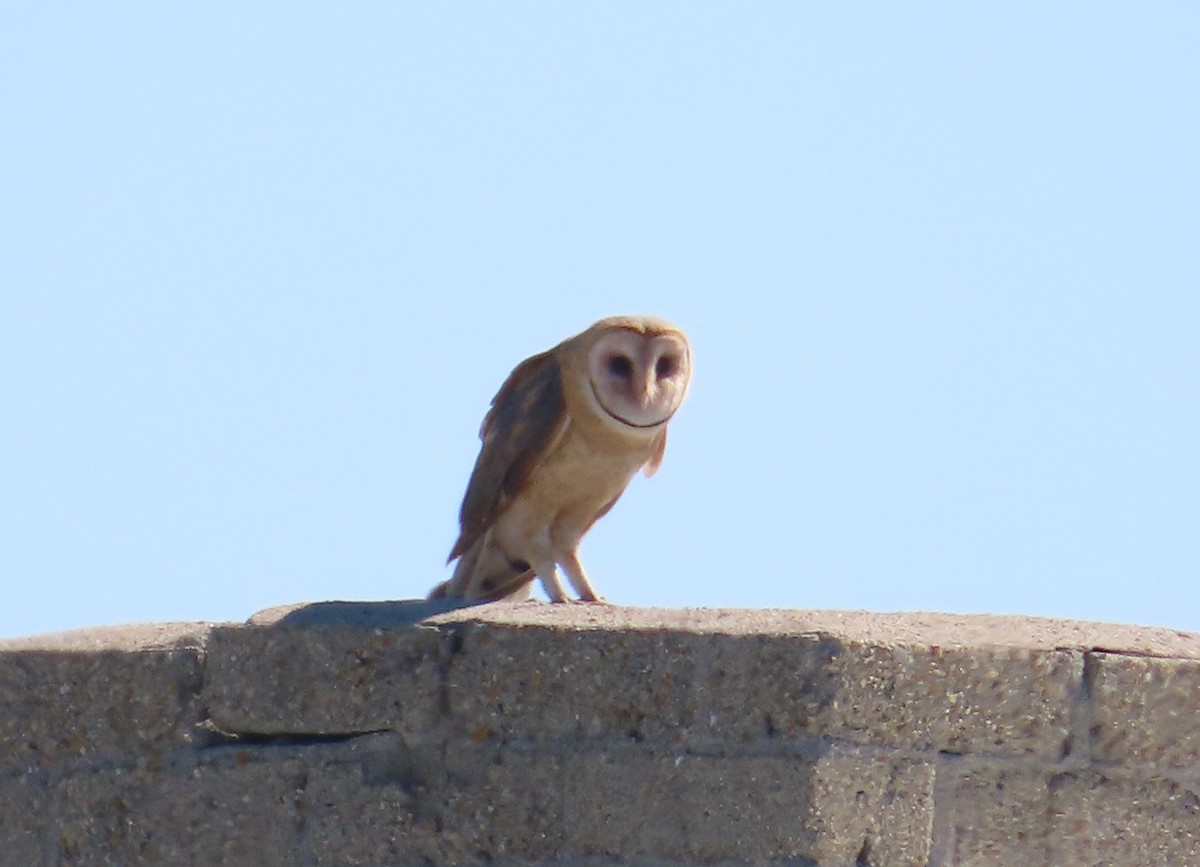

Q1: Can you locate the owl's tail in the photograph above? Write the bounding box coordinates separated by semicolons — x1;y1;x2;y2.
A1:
428;531;535;602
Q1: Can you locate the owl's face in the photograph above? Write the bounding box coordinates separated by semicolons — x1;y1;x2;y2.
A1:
585;323;691;430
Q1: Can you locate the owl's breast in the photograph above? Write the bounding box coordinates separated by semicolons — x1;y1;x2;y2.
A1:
492;423;653;557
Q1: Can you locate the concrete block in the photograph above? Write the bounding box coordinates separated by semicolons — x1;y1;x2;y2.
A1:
941;766;1062;867
701;632;1080;759
50;734;459;867
942;767;1200;867
0;645;202;771
53;756;307;867
809;746;934;867
436;743;568;861
559;749;813;861
444;616;1080;762
560;745;932;865
0;771;54;867
301;743;445;866
702;631;840;743
1089;652;1200;772
444;621;701;743
824;642;1081;758
201;623;444;736
1053;771;1200;866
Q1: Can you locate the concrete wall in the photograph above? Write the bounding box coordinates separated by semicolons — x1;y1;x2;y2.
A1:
2;603;1199;866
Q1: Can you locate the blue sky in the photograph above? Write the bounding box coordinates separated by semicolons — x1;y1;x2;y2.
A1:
3;5;1197;639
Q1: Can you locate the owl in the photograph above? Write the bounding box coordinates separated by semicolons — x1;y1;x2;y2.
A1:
428;315;692;603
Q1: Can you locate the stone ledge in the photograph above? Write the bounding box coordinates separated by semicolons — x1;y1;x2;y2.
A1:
198;604;1200;764
3;604;1199;866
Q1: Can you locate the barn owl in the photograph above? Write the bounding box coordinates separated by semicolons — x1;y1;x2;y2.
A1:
428;315;692;603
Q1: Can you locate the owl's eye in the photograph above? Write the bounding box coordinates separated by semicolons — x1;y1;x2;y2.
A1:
655;355;676;379
608;355;634;378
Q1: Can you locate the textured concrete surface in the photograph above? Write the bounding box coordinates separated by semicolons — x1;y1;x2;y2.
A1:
2;604;1199;866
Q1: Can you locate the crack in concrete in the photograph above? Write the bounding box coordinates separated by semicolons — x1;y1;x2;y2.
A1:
195;726;394;749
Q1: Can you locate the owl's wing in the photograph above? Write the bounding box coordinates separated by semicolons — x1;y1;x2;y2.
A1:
448;349;569;562
642;428;667;477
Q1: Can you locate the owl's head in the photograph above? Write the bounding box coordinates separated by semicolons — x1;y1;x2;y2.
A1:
581;316;692;430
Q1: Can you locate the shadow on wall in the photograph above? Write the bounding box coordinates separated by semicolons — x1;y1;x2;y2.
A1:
253;599;484;629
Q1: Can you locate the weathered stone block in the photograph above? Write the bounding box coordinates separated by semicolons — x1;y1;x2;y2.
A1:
0;771;54;867
437;743;568;861
559;749;813;861
824;643;1081;758
46;736;462;867
1089;652;1200;772
702;631;840;743
809;745;934;867
1069;773;1200;866
559;745;932;865
301;736;445;866
942;766;1200;867
443;616;1081;763
293;738;933;865
201;623;444;735
941;766;1063;867
0;642;203;771
53;756;307;867
701;633;1080;759
444;622;701;743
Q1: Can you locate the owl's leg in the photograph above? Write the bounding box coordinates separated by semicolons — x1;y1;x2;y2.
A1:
559;552;603;603
532;560;569;603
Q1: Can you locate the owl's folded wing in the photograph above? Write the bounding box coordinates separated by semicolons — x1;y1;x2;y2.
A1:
448;349;569;562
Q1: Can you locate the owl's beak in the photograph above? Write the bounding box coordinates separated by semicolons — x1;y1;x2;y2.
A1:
640;357;657;407
638;343;667;401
